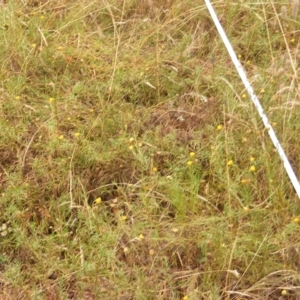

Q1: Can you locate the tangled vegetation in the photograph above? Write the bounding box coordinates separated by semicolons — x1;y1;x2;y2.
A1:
0;0;299;299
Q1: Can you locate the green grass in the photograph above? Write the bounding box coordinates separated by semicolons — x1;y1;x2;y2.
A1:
0;0;300;299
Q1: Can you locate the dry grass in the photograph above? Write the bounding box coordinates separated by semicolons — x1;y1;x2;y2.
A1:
0;0;300;299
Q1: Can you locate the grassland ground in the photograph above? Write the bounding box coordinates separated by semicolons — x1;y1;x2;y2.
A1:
0;0;300;299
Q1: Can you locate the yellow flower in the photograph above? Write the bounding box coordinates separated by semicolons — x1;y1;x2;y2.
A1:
244;206;249;212
290;38;295;43
128;145;134;150
241;179;251;184
242;94;247;99
138;234;144;240
40;15;45;20
260;89;265;94
57;46;63;50
249;157;255;162
74;132;80;138
149;249;155;256
32;43;37;48
95;197;102;204
227;160;233;166
189;152;195;157
182;296;188;300
249;166;256;172
49;97;54;103
121;216;127;221
58;135;64;140
152;167;158;173
216;125;222;130
281;289;287;295
293;217;299;223
187;161;193;166
15;96;20;100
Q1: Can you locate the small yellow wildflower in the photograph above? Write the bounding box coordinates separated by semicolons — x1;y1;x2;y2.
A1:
241;179;251;184
138;234;144;240
152;167;158;173
57;46;63;50
89;108;94;113
250;157;255;162
242;137;248;143
128;145;134;150
95;197;102;204
74;132;80;138
290;38;295;43
121;216;127;221
58;135;64;140
281;289;288;296
32;43;37;48
49;97;54;103
187;161;193;166
189;152;195;157
182;296;188;300
227;160;233;166
40;15;45;20
129;138;135;143
272;122;277;126
149;249;155;256
246;60;251;64
15;96;20;100
244;206;250;212
249;166;256;172
138;142;143;147
260;89;265;94
123;247;129;253
242;94;247;99
293;217;299;223
238;54;242;59
216;125;222;130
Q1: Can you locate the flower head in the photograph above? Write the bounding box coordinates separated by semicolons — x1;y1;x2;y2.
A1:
95;197;102;204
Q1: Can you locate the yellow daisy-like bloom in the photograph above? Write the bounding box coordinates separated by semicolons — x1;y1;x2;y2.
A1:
249;166;256;172
121;216;127;221
152;167;158;173
49;97;54;103
95;197;102;204
216;125;222;130
128;145;134;150
187;161;193;166
241;179;251;184
242;94;247;99
293;217;299;223
138;234;144;240
189;152;195;157
74;132;80;138
15;96;20;100
182;296;188;300
58;135;64;140
250;157;255;162
227;160;233;166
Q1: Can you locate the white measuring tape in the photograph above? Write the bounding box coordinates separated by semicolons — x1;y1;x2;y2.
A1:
204;0;300;199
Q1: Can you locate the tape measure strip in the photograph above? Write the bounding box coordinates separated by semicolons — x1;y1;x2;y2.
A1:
204;0;300;199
